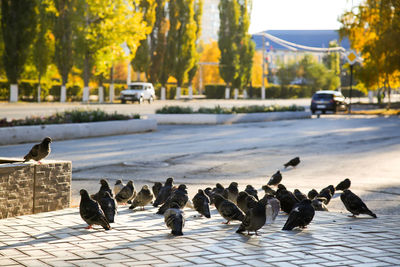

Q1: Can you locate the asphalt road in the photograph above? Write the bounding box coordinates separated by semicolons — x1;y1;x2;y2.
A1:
1;99;310;120
1;115;399;215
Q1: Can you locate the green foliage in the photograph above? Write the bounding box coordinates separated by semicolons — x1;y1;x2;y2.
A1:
156;104;305;114
204;84;226;99
1;0;37;83
53;0;75;86
149;0;168;85
131;0;157;77
0;109;139;127
167;0;198;87
218;0;240;87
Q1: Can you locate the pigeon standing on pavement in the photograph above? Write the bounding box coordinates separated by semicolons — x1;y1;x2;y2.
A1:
311;198;329;211
282;199;315;231
236;201;267;235
129;185;153;210
79;189;111;230
317;188;333;205
267;170;282;186
152;182;163;198
223;182;239;204
114;180;125;196
261;185;276;196
284;157;300;168
276;184;299;214
307;189;319;200
213;194;245;224
209;183;225;204
336;178;351;191
115;180;136;204
92;179;113;202
237;191;257;213
260;194;280;224
157;184;188;215
245;185;259;200
340;189;377;218
153;177;174;207
192;189;211;218
23;137;52;163
294;189;307;201
164;204;185;236
98;191;117;223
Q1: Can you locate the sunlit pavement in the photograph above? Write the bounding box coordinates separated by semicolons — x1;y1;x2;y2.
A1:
1;205;399;267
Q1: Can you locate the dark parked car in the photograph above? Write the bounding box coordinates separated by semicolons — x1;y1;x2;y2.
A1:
310;90;347;114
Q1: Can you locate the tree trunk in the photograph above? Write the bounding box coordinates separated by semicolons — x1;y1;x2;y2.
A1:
188;84;193;100
37;75;41;103
225;87;230;99
161;86;166;100
176;86;181;100
109;66;114;103
60;84;66;102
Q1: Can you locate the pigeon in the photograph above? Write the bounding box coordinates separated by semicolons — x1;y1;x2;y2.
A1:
129;185;153;210
284;156;300;168
236;201;267;235
267;170;282;186
261;185;276;196
317;188;333;205
340;189;377;218
152;182;163;198
115;180;136;204
307;189;319;200
114;180;125;196
294;189;307;201
321;185;335;196
192;189;211;218
263;195;280;224
98;191;117;223
153;177;174;207
213;194;245;224
311;198;329;211
282;199;315;230
336;178;351;191
92;179;113;202
79;189;111;230
157;184;188;215
23;137;52;163
223;182;239;204
237;191;250;213
276;184;299;214
245;185;259;200
164;204;185;236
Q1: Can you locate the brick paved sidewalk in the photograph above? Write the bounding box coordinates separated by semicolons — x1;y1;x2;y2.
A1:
0;206;399;267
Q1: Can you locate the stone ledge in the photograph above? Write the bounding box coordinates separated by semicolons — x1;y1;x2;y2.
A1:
149;111;311;124
0;159;71;219
0;119;157;145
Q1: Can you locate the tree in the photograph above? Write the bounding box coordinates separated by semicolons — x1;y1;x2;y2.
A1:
233;0;255;91
33;0;55;102
339;0;400;108
218;0;240;93
131;0;157;81
187;0;203;98
1;0;37;102
167;0;197;99
53;0;76;102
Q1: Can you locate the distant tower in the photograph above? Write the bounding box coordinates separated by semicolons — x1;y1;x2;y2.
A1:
200;0;220;43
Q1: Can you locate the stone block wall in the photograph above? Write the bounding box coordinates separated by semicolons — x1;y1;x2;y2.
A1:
0;160;71;219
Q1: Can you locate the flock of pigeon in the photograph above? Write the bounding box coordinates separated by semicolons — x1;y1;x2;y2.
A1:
23;137;377;236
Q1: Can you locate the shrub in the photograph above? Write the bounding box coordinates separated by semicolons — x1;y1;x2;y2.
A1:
1;109;140;127
156;106;194;114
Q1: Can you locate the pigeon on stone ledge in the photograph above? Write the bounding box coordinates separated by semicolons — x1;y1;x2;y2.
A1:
164;204;185;236
192;189;211;218
153;177;174;207
98;191;117;223
23;137;52;164
115;180;136;204
282;199;315;231
213;194;245;224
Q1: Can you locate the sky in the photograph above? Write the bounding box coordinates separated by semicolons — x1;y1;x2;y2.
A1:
249;0;364;34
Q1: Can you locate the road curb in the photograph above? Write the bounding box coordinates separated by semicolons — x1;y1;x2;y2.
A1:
0;119;157;145
148;111;311;124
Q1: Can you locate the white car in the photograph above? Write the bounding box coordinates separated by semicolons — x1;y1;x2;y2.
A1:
120;82;156;104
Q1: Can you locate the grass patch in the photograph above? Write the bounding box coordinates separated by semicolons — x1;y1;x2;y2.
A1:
156;104;305;114
0;109;140;128
351;109;400;116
